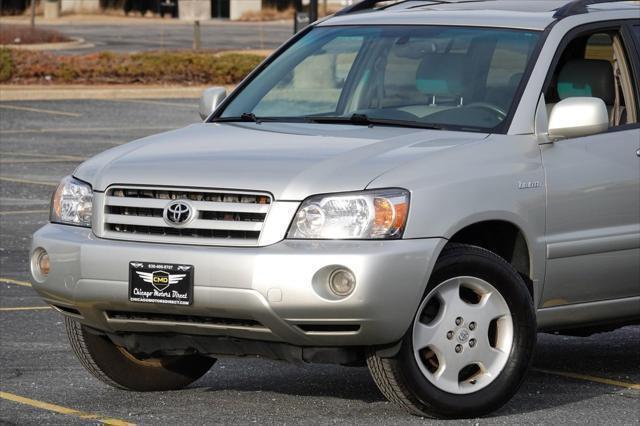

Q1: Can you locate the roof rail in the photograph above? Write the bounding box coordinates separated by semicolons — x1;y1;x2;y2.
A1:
334;0;405;16
553;0;630;19
334;0;487;16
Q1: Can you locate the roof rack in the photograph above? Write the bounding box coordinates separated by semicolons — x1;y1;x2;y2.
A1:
553;0;631;19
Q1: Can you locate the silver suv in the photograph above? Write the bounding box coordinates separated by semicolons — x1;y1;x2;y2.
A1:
30;0;640;418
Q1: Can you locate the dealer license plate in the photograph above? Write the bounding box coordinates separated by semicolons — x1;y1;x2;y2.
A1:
129;262;193;306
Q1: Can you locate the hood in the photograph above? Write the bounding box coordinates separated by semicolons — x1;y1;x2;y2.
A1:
75;122;487;200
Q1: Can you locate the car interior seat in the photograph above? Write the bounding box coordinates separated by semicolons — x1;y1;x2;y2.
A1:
416;54;467;106
546;58;622;124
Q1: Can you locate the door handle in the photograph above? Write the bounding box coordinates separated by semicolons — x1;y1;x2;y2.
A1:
637;148;640;157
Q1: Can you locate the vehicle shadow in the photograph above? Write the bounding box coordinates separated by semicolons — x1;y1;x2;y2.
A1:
198;326;639;413
493;325;640;417
199;360;384;403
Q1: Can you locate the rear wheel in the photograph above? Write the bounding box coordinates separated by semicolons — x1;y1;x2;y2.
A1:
65;317;215;391
367;244;536;418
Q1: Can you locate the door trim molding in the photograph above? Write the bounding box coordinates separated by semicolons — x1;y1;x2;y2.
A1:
547;231;640;259
537;296;640;330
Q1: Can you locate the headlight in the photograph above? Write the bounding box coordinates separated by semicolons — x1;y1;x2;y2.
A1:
287;189;409;239
50;176;93;228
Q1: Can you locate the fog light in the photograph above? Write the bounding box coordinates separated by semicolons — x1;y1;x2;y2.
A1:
31;248;50;282
328;268;356;297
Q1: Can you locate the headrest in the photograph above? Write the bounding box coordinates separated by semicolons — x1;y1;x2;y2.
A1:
508;72;523;87
557;59;614;104
416;54;465;96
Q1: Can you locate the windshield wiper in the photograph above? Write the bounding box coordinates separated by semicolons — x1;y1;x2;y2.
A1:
213;113;315;125
214;112;444;130
213;112;263;123
240;112;260;123
305;113;444;130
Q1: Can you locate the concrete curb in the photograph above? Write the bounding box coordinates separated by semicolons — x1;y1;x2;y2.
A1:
0;37;94;51
0;85;235;101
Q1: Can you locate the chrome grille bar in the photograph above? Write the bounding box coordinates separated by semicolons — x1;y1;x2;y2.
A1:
105;196;271;213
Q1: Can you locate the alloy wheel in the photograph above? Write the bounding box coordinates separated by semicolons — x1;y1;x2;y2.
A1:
412;276;514;394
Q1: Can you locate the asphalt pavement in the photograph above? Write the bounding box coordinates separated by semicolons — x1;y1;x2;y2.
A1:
0;99;639;425
6;19;293;54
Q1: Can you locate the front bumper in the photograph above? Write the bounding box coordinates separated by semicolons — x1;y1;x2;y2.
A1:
31;224;444;346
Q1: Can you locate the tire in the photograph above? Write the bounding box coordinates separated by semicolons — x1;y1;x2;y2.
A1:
65;317;215;391
367;244;536;418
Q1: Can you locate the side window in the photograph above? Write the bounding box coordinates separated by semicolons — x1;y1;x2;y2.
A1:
544;28;638;129
253;36;364;116
634;25;640;57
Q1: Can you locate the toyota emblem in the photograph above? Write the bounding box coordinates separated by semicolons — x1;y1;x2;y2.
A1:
164;201;194;226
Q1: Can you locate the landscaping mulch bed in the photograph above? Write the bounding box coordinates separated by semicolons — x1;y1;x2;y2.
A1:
0;48;266;84
239;7;295;21
0;24;71;45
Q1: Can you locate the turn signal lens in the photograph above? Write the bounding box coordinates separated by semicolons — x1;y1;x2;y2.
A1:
392;202;408;231
39;252;50;275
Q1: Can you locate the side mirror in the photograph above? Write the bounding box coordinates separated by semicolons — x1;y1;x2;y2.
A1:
199;87;227;120
548;97;609;139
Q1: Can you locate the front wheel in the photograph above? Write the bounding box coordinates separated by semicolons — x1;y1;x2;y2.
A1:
65;317;215;391
367;244;536;418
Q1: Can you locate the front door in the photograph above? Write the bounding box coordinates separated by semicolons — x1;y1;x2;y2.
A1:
541;24;640;306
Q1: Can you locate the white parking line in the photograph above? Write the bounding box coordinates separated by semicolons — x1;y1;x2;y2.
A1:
0;306;51;312
0;177;58;187
115;99;198;109
0;159;86;164
0;126;174;135
0;209;48;216
0;105;81;118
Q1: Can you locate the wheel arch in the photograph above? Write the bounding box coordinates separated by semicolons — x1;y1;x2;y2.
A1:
444;219;535;298
376;218;538;360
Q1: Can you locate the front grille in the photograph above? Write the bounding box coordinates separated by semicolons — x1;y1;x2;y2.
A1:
101;186;272;246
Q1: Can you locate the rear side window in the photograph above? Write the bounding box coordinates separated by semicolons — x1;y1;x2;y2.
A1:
585;33;613;61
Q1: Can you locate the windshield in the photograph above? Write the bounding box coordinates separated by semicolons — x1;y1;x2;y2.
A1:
217;26;541;132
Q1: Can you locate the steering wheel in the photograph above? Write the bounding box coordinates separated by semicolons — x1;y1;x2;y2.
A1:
465;102;508;120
